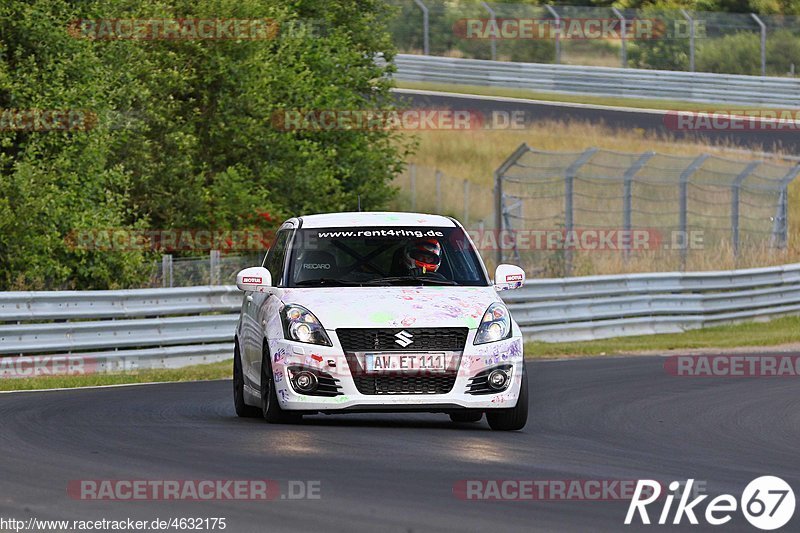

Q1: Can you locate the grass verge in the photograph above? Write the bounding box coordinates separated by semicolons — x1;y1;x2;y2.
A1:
5;319;800;390
525;316;800;358
395;80;768;112
0;360;231;392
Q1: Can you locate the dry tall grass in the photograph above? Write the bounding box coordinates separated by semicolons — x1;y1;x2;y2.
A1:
397;121;800;275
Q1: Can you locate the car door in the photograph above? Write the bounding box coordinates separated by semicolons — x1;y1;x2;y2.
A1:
242;226;292;387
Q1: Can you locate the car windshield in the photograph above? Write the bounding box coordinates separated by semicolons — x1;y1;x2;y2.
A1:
287;226;488;287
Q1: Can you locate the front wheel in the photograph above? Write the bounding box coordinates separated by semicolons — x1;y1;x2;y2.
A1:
233;342;261;418
486;366;529;431
261;346;302;424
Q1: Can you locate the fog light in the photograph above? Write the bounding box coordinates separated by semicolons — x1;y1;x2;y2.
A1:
487;369;509;390
293;371;318;393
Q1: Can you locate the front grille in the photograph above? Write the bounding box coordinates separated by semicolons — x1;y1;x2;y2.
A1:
336;328;468;352
466;364;513;395
352;374;457;395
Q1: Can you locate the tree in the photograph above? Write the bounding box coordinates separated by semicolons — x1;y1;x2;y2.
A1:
0;0;409;289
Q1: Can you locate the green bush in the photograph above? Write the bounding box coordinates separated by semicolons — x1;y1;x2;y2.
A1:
697;31;763;74
627;10;691;70
0;0;409;289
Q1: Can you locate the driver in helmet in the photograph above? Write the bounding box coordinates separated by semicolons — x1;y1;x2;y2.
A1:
403;238;441;274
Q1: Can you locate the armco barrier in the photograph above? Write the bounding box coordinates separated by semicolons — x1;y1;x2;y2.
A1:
2;263;800;375
502;263;800;341
0;286;241;376
393;54;800;108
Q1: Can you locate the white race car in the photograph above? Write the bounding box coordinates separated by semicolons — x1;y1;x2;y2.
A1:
233;212;528;430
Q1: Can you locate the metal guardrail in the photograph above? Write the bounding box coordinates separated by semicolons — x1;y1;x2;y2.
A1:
503;263;800;341
394;54;800;108
2;263;800;376
0;286;242;376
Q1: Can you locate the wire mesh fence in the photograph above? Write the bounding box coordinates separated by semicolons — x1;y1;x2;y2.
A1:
391;163;495;229
494;144;800;276
149;252;262;288
387;0;800;76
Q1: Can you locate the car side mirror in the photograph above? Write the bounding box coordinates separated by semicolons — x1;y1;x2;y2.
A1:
236;267;272;292
494;264;525;291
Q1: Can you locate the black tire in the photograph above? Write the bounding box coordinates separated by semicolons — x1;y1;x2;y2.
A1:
486;366;529;431
233;342;261;418
260;345;302;424
449;411;483;423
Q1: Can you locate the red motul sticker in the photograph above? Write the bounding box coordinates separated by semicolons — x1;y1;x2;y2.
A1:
505;274;523;282
242;276;262;284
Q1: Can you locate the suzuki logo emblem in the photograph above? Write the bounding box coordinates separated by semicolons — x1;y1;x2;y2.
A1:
394;330;413;347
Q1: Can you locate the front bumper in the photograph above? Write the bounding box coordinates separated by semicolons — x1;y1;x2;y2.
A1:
266;330;524;412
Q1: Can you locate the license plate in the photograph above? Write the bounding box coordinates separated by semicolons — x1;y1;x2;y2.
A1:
365;353;446;373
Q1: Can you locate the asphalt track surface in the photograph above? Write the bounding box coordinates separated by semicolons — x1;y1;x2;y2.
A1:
1;356;798;533
394;89;800;155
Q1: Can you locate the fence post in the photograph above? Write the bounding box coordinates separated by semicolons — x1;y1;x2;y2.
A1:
731;161;760;258
481;1;497;61
545;5;561;64
751;14;767;77
612;7;627;68
681;9;695;72
564;148;599;276
622;152;655;260
494;143;531;265
210;250;220;285
435;170;442;213
463;179;471;225
679;154;710;270
409;163;417;211
162;254;173;288
771;165;800;248
413;0;430;55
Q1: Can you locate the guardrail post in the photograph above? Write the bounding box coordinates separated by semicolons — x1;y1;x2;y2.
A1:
622;152;655;260
679;154;710;270
210;250;220;285
481;1;497;61
771;165;800;249
751;14;767;77
731;161;760;258
410;163;417;211
435;170;442;213
681;9;695;72
612;7;627;68
564;148;598;276
463;179;471;225
161;254;173;288
545;5;561;64
494;143;531;265
413;0;429;55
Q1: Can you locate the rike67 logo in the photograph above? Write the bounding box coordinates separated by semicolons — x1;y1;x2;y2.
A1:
626;477;795;530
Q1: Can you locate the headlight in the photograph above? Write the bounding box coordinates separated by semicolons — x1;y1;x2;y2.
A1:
474;303;512;345
280;304;332;346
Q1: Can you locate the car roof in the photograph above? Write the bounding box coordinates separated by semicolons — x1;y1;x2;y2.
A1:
291;212;458;229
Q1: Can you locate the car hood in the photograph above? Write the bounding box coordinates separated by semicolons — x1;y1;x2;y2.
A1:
278;286;500;330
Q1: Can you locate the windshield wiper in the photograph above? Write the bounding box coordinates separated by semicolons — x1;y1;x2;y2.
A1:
293;278;363;287
361;275;457;286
